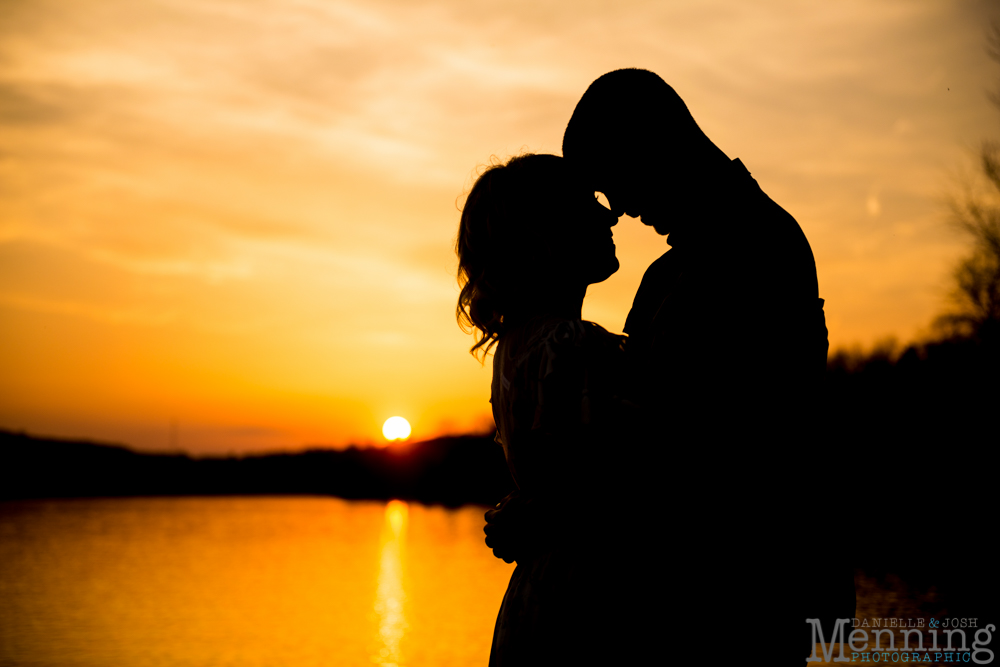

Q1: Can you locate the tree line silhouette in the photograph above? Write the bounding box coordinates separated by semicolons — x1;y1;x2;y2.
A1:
0;430;513;507
818;117;999;638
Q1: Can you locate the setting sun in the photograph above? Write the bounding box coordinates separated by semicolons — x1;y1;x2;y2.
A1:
382;417;412;442
0;0;994;457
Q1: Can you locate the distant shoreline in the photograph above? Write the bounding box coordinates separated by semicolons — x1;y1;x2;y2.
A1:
0;430;514;507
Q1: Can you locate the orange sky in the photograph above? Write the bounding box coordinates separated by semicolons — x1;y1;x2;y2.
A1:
1;0;997;453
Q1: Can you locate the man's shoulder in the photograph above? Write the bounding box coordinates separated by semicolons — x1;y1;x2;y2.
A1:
638;248;675;283
731;161;810;245
623;249;675;336
720;161;819;296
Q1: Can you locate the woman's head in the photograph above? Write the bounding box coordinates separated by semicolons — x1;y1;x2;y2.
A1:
456;153;619;357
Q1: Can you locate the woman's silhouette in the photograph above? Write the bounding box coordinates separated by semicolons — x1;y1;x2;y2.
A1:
456;154;629;666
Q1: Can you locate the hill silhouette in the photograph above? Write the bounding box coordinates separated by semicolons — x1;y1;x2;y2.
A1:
0;430;514;507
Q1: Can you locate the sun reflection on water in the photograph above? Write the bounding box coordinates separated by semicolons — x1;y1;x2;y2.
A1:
374;500;409;666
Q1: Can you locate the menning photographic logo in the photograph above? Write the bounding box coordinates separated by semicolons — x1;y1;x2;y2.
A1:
807;618;995;664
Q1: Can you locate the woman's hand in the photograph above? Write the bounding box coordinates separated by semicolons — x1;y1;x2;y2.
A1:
484;491;532;564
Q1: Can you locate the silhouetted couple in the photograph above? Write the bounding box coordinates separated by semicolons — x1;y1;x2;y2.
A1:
456;69;855;666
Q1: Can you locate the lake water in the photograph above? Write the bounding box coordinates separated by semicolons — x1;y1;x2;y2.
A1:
0;497;514;667
0;497;962;667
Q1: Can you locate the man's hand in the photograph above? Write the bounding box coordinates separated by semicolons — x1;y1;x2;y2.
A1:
484;491;530;564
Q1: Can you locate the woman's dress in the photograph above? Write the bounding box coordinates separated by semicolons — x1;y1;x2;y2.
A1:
488;315;627;667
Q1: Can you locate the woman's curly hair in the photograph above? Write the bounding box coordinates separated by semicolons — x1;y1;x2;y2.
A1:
456;153;566;359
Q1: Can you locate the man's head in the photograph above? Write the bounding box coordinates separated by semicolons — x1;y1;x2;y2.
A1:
563;68;716;235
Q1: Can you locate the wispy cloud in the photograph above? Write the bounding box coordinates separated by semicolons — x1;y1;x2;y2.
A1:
1;0;997;450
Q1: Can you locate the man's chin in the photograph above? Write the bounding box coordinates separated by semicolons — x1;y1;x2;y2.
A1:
640;216;671;236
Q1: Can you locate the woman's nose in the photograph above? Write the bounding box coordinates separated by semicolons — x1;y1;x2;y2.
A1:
603;194;626;219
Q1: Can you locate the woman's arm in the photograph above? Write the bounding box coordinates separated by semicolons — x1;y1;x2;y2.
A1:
484;321;634;561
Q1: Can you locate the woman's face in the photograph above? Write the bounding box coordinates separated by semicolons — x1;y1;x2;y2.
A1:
550;179;620;286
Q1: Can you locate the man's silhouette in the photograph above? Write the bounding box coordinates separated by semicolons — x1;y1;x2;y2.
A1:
563;69;828;428
486;69;854;664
